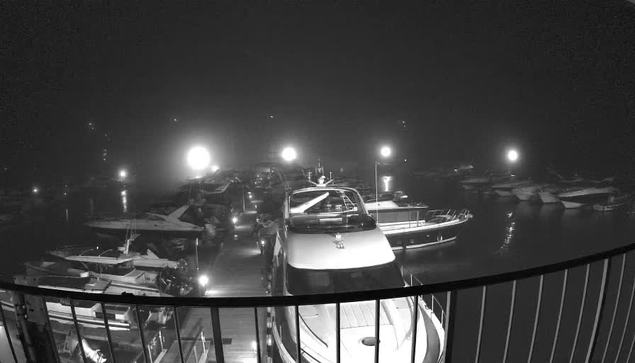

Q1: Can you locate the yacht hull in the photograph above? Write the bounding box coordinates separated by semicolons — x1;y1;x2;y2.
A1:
385;219;469;250
538;192;560;204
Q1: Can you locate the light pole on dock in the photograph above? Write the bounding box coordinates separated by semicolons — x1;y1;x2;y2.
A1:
375;146;392;223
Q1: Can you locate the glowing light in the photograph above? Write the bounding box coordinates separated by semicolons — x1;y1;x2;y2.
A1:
383;176;392;192
119;169;127;179
281;147;297;162
507;149;519;163
187;146;211;171
211;165;219;172
198;275;209;287
121;190;127;196
32;187;39;194
232;216;238;224
380;146;392;158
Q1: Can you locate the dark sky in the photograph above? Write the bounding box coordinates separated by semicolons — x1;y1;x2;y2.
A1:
2;1;634;186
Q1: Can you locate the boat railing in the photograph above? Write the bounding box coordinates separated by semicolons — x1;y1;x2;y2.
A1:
5;241;635;362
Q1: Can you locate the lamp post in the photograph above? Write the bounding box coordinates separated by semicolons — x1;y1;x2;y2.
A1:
281;147;297;163
375;146;392;222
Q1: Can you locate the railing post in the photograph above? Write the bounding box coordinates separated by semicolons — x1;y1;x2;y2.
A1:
134;305;150;363
173;307;185;363
375;299;381;363
69;300;88;363
254;307;262;363
0;295;19;363
585;258;611;363
502;280;517;363
602;255;626;363
569;264;591;363
98;302;116;363
295;305;302;363
410;295;419;363
549;269;569;363
210;307;226;363
38;296;60;363
475;286;487;363
443;291;457;363
527;275;544;363
336;302;341;363
614;254;635;363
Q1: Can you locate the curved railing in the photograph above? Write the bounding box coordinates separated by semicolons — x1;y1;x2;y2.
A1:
2;241;635;363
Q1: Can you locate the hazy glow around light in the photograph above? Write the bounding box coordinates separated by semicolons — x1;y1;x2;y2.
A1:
380;146;392;158
507;149;519;163
211;165;219;172
187;146;211;171
119;169;127;179
281;147;297;162
32;187;39;194
198;275;209;287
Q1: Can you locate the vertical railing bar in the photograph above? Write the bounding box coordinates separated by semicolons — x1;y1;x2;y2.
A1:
336;302;341;363
40;297;61;363
527;275;544;363
254;307;262;363
625;322;635;363
69;300;88;363
601;255;625;363
614;254;635;363
374;299;380;363
210;306;226;363
0;297;19;363
173;307;185;363
295;305;301;363
502;280;517;363
134;305;150;363
475;286;487;363
444;291;457;363
569;264;591;363
549;268;569;363
586;258;612;363
410;295;419;363
98;302;116;363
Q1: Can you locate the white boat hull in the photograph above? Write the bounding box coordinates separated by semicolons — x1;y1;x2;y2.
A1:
514;192;534;201
495;190;514;197
561;200;586;209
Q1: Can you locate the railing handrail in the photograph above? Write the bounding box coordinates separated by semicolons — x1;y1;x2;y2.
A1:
1;241;634;308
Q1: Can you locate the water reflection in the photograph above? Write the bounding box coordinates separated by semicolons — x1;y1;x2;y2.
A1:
121;190;128;213
495;211;516;255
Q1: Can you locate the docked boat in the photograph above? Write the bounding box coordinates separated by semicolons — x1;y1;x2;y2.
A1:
85;204;211;238
557;187;618;209
491;179;534;197
593;193;634;212
266;185;445;363
459;175;491;190
512;183;552;201
45;237;195;297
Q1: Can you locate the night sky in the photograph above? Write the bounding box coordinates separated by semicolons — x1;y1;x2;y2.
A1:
2;1;634;187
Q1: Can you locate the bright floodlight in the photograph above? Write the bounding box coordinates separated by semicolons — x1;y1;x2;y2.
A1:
119;169;127;179
281;147;297;162
198;275;209;287
32;187;39;194
507;149;519;163
380;146;392;158
187;146;211;171
211;165;219;172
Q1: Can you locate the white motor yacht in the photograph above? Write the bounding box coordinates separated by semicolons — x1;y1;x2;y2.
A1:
85;204;211;238
267;185;445;363
491;179;534;197
557;187;618;209
512;183;552;201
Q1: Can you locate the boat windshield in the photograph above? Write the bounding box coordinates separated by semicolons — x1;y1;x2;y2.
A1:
288;189;376;233
286;262;405;295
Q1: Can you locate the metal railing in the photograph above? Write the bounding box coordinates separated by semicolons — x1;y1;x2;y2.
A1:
3;241;635;362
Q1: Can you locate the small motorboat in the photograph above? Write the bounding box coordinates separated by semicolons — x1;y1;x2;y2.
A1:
593;193;634;212
558;187;618;209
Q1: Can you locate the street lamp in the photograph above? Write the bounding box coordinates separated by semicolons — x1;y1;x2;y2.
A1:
187;146;211;171
281;147;297;162
375;145;392;222
119;169;128;179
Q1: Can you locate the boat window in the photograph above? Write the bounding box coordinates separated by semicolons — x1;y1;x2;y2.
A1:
285;262;405;295
179;206;204;225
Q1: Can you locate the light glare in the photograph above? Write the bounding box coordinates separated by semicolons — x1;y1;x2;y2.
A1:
187;146;211;171
198;275;209;287
281;147;297;162
119;169;127;179
380;146;392;158
507;149;519;163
